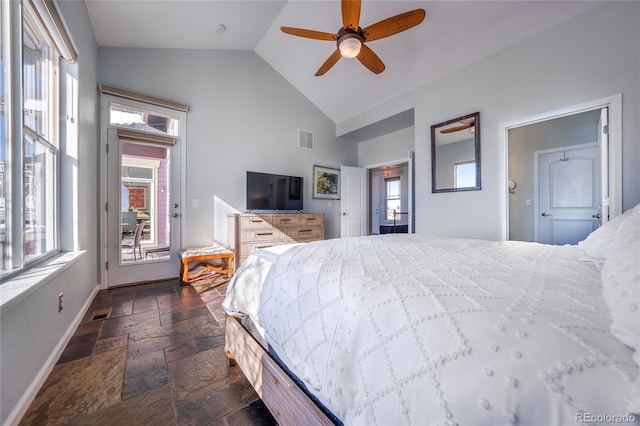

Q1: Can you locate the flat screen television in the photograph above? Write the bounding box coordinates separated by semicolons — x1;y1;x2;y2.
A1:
246;171;303;211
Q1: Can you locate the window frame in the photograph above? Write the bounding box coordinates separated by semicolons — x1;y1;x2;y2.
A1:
1;0;61;278
385;176;401;222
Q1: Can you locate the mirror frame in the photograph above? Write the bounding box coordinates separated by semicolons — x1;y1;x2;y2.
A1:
431;111;481;193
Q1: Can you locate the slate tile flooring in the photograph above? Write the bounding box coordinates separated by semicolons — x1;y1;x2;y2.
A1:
19;278;278;426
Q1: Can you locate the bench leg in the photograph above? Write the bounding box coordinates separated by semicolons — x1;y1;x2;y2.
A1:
180;259;189;283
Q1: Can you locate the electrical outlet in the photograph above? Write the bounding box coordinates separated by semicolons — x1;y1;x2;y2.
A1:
58;292;64;312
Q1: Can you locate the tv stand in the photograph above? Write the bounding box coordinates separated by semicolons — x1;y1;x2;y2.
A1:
227;213;324;268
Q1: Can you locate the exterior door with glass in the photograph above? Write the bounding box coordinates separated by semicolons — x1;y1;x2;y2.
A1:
102;95;185;287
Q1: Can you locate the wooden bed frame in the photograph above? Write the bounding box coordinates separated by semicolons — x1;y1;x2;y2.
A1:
224;315;335;425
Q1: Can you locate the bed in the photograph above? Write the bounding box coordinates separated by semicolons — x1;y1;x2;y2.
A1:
222;205;640;425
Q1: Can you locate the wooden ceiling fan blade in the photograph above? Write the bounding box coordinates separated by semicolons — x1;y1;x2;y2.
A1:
357;44;385;74
440;124;473;134
281;26;337;41
315;49;342;76
363;9;426;42
341;0;361;31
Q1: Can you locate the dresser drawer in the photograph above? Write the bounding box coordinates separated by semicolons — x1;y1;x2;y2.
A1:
300;214;323;226
240;215;273;229
240;242;281;259
240;228;286;243
272;215;300;227
287;226;324;242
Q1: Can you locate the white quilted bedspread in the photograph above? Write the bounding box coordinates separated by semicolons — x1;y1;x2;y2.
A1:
223;234;638;425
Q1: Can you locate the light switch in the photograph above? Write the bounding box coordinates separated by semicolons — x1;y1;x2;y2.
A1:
327;201;333;208
192;198;199;208
525;199;532;206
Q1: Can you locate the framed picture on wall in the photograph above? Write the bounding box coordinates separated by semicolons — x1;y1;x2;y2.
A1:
125;184;148;210
312;165;340;200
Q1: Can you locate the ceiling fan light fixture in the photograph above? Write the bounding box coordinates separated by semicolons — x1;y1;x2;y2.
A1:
339;37;361;58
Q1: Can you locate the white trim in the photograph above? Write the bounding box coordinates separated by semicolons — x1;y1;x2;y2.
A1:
122;157;160;169
3;283;99;426
498;94;622;241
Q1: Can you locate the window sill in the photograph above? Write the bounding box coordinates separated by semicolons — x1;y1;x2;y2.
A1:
0;251;86;313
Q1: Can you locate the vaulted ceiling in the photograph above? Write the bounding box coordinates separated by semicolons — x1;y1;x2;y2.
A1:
85;0;602;124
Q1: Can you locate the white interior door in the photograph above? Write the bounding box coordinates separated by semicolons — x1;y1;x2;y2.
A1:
408;150;415;233
106;128;182;286
598;107;610;226
341;166;367;238
536;143;599;245
371;175;380;234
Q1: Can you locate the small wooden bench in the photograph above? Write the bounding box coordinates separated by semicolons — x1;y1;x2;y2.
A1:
179;243;234;283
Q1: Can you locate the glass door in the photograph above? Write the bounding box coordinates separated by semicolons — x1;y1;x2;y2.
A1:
106;127;182;286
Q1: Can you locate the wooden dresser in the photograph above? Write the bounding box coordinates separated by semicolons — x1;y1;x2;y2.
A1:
227;213;325;267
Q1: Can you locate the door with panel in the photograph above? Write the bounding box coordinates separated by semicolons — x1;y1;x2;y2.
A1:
340;166;367;238
537;143;599;245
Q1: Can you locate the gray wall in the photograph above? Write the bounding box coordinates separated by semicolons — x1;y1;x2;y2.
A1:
98;48;356;243
352;1;640;239
356;126;414;167
508;110;600;242
0;2;99;424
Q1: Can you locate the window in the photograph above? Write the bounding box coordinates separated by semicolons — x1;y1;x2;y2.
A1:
1;1;67;275
0;1;6;271
385;177;401;221
454;160;476;188
109;103;180;136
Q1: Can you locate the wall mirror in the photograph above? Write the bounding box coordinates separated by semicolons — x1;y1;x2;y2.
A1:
431;111;481;193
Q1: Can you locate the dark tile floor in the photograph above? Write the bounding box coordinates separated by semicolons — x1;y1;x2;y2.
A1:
19;278;278;426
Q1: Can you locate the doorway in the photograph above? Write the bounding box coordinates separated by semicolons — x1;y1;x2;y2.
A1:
369;162;410;234
501;94;622;243
100;93;187;287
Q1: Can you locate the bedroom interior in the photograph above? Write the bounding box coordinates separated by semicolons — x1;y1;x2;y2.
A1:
1;0;639;425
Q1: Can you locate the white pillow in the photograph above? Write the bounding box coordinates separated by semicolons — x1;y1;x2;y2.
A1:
601;203;640;350
579;203;640;259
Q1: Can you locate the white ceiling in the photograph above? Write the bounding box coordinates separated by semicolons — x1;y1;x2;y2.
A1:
85;0;603;124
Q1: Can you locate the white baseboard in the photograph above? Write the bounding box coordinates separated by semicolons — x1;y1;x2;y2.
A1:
3;284;101;426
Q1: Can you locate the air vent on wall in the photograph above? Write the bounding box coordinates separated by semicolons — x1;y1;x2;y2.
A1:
298;129;314;150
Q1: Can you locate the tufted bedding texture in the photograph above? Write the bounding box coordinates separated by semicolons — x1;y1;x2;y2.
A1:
223;234;638;425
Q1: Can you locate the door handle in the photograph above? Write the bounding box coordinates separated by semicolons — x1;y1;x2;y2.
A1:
592;213;601;219
541;212;552;217
172;213;180;218
342;212;347;216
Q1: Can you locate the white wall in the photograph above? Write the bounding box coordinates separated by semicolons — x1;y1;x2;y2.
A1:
0;2;99;424
351;2;640;239
98;48;357;242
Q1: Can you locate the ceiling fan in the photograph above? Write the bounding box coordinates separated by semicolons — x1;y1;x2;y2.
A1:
440;118;476;134
281;0;426;76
